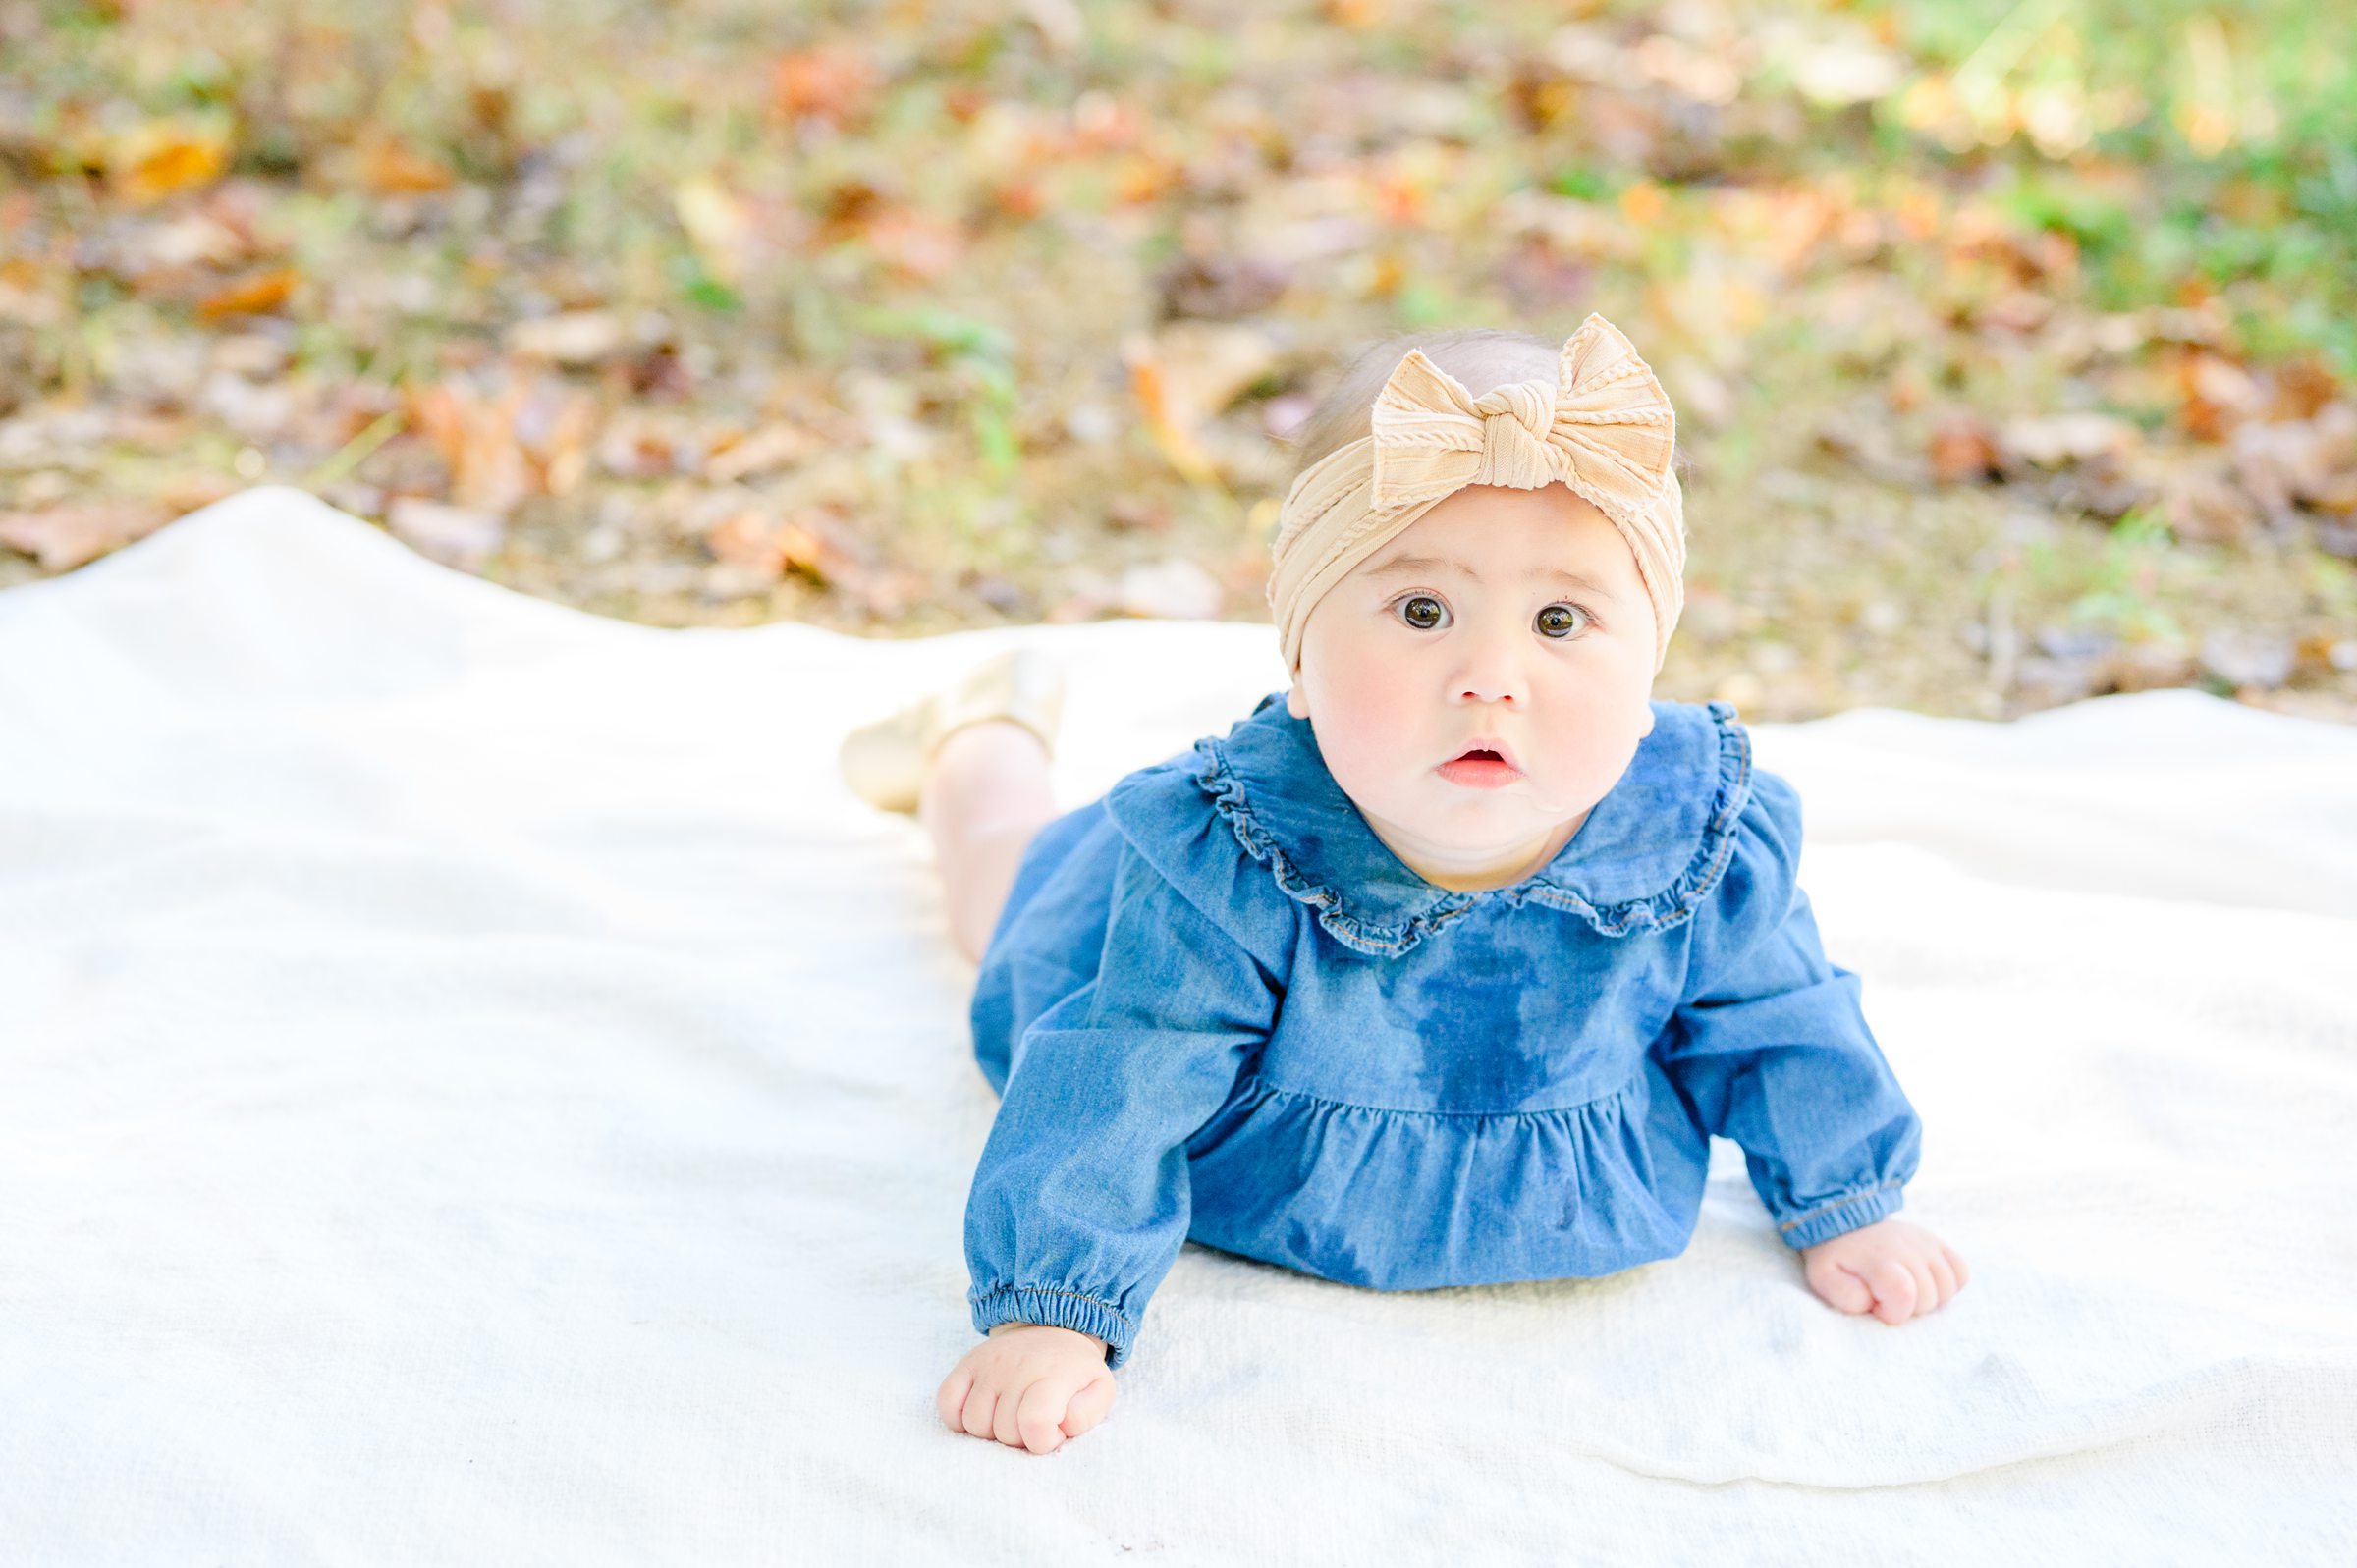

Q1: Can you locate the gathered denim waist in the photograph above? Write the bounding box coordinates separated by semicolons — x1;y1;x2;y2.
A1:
1179;1055;1707;1291
1211;1065;1653;1126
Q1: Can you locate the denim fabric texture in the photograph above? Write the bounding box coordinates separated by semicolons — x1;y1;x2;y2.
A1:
963;692;1922;1369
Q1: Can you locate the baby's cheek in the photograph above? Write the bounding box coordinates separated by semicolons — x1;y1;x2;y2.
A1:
1546;705;1644;784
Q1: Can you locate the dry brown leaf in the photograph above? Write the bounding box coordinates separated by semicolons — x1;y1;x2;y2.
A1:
770;46;879;128
1929;413;2000;485
703;423;815;484
362;138;458;195
407;380;532;515
157;472;241;514
1122;323;1275;485
505;310;630;367
2271;359;2343;422
705;507;850;585
513;385;600;497
2161;461;2262;543
863;208;969;281
1999;412;2139;468
2231;402;2357;517
704;511;788;580
2176;351;2268;441
1115;154;1183;206
0;503;170;570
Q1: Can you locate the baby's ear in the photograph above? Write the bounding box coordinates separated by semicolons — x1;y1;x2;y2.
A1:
1636;701;1655;738
1286;681;1309;719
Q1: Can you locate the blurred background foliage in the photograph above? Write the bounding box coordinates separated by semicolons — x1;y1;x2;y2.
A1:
1;0;2352;720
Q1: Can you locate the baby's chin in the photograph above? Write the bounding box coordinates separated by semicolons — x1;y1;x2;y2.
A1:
1381;783;1588;838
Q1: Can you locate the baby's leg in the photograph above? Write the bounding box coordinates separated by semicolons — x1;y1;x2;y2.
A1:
918;721;1057;964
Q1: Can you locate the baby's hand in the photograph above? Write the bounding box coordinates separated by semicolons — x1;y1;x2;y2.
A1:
1800;1218;1969;1325
937;1323;1118;1454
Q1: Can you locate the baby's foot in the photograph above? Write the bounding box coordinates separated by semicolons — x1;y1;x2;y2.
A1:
837;648;1066;814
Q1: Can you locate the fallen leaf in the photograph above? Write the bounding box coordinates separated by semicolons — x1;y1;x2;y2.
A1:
2177;351;2268;441
2162;464;2261;543
1122;321;1276;484
1929;413;2000;485
110;118;232;204
2230;402;2357;519
505;310;630;367
675;176;752;287
0;503;170;570
362;137;458;195
1157;253;1292;320
407;380;532;514
1999;411;2139;468
862;207;969;281
770;46;879;128
513;385;600;496
196;268;298;322
703;423;815;484
157;472;241;514
2093;640;2197;693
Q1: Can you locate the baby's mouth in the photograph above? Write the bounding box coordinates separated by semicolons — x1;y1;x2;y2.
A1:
1437;748;1523;788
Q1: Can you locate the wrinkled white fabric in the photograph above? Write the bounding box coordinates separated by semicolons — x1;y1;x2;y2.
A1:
1;486;2351;1565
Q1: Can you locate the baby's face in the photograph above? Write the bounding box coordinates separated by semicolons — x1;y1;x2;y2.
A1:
1286;483;1660;880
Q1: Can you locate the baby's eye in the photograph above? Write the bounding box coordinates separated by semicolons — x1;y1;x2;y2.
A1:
1536;603;1591;638
1396;594;1447;630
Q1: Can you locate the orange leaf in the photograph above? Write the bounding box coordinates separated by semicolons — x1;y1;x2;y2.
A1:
1618;180;1668;227
1124;336;1218;486
363;138;457;195
196;268;298;322
864;208;968;281
1928;414;1999;486
771;47;879;127
1115;154;1181;207
111;121;232;205
405;380;532;514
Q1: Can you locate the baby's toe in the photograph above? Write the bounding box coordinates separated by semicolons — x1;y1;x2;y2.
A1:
1867;1259;1917;1324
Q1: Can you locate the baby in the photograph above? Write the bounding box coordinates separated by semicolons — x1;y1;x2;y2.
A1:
837;313;1968;1456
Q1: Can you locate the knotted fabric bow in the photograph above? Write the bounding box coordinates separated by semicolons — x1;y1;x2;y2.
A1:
1267;312;1686;676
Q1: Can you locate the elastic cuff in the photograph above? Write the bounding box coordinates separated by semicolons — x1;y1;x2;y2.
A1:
969;1284;1135;1370
1775;1181;1906;1250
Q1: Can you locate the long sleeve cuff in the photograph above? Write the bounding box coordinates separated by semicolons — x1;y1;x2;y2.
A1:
969;1284;1136;1369
1774;1180;1906;1250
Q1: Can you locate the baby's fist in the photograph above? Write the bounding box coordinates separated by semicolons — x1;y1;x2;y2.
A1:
1801;1218;1969;1325
937;1323;1117;1454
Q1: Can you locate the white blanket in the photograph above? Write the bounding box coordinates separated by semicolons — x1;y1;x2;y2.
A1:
2;485;2351;1564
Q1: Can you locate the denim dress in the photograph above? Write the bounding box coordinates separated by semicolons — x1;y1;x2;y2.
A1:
963;692;1922;1369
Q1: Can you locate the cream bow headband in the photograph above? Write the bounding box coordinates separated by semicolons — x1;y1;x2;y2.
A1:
1266;312;1686;676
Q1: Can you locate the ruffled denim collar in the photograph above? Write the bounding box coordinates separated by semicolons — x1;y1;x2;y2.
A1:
1190;691;1753;956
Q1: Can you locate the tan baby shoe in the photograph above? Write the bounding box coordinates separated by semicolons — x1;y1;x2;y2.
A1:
836;647;1067;814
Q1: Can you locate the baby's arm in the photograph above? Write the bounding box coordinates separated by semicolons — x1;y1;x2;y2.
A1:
944;845;1276;1451
1655;774;1965;1318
